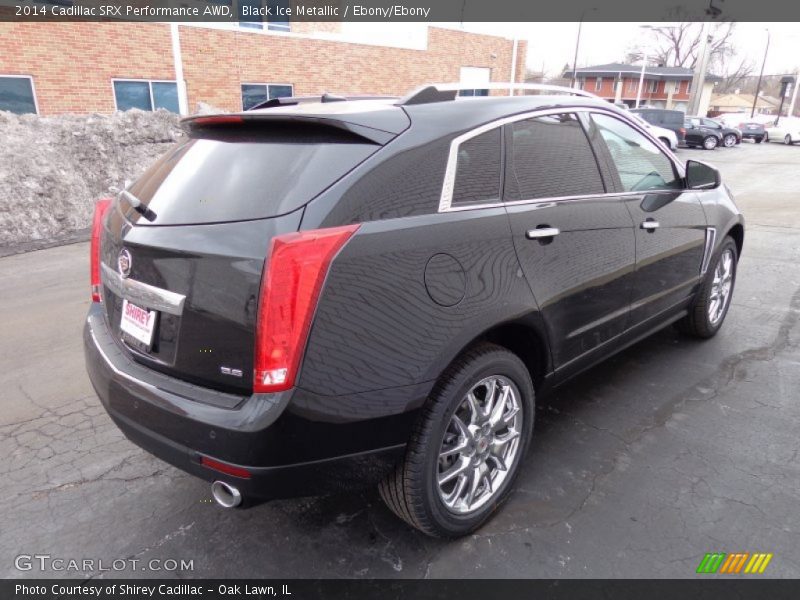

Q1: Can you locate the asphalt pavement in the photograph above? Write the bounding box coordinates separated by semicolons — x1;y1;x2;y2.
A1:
1;140;798;579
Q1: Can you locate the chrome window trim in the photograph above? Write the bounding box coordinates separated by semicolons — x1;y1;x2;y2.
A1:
700;227;718;275
101;262;186;316
439;105;686;213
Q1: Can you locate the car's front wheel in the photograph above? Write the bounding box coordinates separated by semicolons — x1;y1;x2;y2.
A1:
703;135;719;150
785;134;793;145
723;134;737;147
379;343;534;537
677;236;738;338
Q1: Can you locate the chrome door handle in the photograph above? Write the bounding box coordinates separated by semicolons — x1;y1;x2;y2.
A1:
641;220;660;231
526;227;560;239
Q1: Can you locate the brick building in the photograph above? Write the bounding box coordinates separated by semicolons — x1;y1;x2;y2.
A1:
570;63;719;115
0;21;526;116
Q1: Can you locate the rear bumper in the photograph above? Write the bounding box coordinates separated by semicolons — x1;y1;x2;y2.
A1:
83;304;408;501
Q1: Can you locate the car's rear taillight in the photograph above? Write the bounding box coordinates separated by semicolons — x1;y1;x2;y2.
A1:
679;127;686;136
90;198;112;303
254;224;360;393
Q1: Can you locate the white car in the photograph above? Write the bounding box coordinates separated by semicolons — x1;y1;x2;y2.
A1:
765;118;800;145
629;113;679;150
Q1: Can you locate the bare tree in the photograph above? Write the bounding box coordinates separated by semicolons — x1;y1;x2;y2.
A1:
716;58;755;93
624;20;736;72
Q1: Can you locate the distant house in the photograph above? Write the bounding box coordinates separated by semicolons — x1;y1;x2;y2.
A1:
566;63;720;115
708;93;779;117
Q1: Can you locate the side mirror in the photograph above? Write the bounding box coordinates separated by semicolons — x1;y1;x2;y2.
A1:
686;160;721;190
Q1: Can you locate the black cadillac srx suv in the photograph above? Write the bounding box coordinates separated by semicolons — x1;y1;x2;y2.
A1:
84;84;744;537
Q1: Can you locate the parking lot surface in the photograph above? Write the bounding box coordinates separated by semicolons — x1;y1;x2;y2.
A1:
1;141;799;578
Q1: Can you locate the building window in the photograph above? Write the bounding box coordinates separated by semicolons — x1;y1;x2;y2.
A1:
0;75;37;114
628;79;637;92
673;80;681;93
113;80;179;113
458;66;490;97
685;80;692;94
646;80;658;93
594;78;603;91
241;83;294;110
238;0;291;31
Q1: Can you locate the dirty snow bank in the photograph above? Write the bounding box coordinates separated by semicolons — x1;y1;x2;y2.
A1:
0;109;184;252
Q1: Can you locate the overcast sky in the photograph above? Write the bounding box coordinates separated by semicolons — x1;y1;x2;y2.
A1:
446;22;800;77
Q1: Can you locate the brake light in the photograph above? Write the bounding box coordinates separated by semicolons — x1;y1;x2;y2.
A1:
192;115;245;126
679;127;686;136
90;198;112;302
254;224;360;393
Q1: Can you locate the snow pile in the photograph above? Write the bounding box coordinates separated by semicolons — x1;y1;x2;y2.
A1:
0;109;184;251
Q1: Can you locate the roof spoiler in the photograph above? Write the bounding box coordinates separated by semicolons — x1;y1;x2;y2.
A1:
247;94;398;111
179;113;397;145
398;83;600;106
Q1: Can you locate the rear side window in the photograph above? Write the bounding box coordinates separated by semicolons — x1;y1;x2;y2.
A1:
127;124;379;225
451;128;502;206
504;113;605;201
590;113;681;192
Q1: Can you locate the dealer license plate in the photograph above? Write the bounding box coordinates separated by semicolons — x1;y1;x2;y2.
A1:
120;299;157;347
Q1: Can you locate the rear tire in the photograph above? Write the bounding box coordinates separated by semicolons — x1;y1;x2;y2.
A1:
676;236;738;338
379;343;534;537
703;136;719;150
755;136;763;144
785;134;793;145
723;134;737;148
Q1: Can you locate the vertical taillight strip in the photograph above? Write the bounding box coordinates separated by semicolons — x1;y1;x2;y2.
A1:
90;198;113;303
253;224;360;393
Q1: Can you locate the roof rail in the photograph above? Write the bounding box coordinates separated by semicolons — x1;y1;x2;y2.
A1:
248;94;398;111
398;83;599;106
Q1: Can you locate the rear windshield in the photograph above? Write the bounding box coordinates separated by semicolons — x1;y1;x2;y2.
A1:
126;124;379;225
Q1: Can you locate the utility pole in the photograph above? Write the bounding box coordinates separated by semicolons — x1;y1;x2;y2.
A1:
687;22;712;116
751;29;770;119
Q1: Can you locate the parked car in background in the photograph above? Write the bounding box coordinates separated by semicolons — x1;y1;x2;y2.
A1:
686;116;741;148
765;118;800;145
683;118;724;150
737;121;766;143
84;84;744;537
630;108;686;146
629;112;678;150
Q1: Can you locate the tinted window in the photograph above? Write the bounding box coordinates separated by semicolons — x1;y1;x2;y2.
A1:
505;113;605;201
114;81;179;113
242;83;294;110
114;81;151;111
0;77;37;114
152;82;179;113
127;125;378;225
451;127;501;205
591;113;681;192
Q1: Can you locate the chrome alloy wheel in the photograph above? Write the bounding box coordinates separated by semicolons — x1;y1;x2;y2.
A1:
436;376;523;515
723;134;737;147
708;248;735;326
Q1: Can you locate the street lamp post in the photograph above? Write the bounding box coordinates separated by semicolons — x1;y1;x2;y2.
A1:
751;29;770;119
570;20;584;89
570;8;597;89
635;48;648;109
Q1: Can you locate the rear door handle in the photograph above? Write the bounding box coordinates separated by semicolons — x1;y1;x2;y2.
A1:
641;220;660;231
526;227;560;240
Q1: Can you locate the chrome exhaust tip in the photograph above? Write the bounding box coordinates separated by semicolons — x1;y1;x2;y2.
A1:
211;480;242;508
